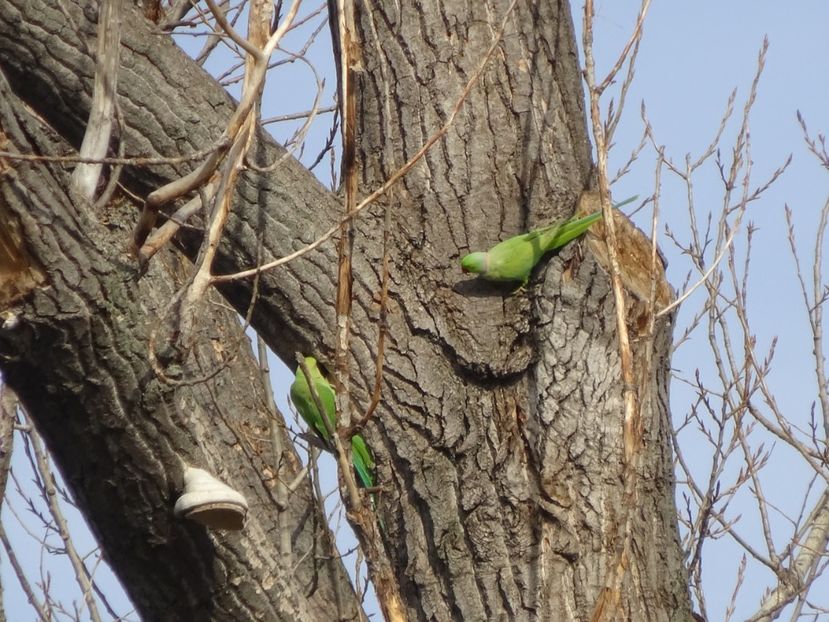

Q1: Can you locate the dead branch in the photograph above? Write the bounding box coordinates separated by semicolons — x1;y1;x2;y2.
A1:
72;0;122;200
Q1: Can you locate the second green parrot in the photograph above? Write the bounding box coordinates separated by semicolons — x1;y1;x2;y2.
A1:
460;197;634;286
290;356;375;490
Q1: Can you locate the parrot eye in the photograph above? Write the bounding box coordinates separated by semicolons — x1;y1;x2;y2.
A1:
461;265;470;273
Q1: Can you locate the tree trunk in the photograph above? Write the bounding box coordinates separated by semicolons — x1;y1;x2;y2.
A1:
0;0;694;620
0;50;360;622
345;1;693;619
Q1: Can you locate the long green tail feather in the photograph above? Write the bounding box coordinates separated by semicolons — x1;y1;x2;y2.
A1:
351;435;378;511
539;195;638;252
611;194;638;210
540;211;602;251
351;435;375;489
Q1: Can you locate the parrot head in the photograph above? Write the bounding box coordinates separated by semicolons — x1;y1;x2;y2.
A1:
461;252;487;275
296;356;325;384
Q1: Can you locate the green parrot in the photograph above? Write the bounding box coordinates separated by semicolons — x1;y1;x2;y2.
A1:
460;197;635;287
290;356;375;489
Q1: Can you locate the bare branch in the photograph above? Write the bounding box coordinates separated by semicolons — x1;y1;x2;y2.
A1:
72;0;122;199
21;408;103;622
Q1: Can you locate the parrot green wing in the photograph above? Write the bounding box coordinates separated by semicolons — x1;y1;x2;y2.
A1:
477;234;541;285
290;357;337;445
351;434;376;489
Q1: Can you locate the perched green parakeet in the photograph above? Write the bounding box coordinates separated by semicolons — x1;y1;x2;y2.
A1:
460;197;635;287
461;212;601;286
290;356;376;489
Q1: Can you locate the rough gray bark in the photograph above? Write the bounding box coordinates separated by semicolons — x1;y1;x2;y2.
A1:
348;1;693;619
0;0;694;620
0;0;341;366
0;77;361;621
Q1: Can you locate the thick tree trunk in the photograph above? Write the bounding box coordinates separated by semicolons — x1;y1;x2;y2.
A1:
347;1;693;619
0;71;360;622
0;0;693;620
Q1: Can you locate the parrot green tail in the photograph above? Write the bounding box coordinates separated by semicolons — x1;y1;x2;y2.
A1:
538;211;602;252
539;194;637;250
351;435;376;489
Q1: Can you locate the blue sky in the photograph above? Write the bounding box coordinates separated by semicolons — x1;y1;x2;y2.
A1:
590;3;829;619
4;2;829;619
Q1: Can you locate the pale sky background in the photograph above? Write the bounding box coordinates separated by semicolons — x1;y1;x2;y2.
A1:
3;2;829;620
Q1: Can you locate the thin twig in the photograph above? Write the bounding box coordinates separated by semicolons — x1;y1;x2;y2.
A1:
23;410;103;622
